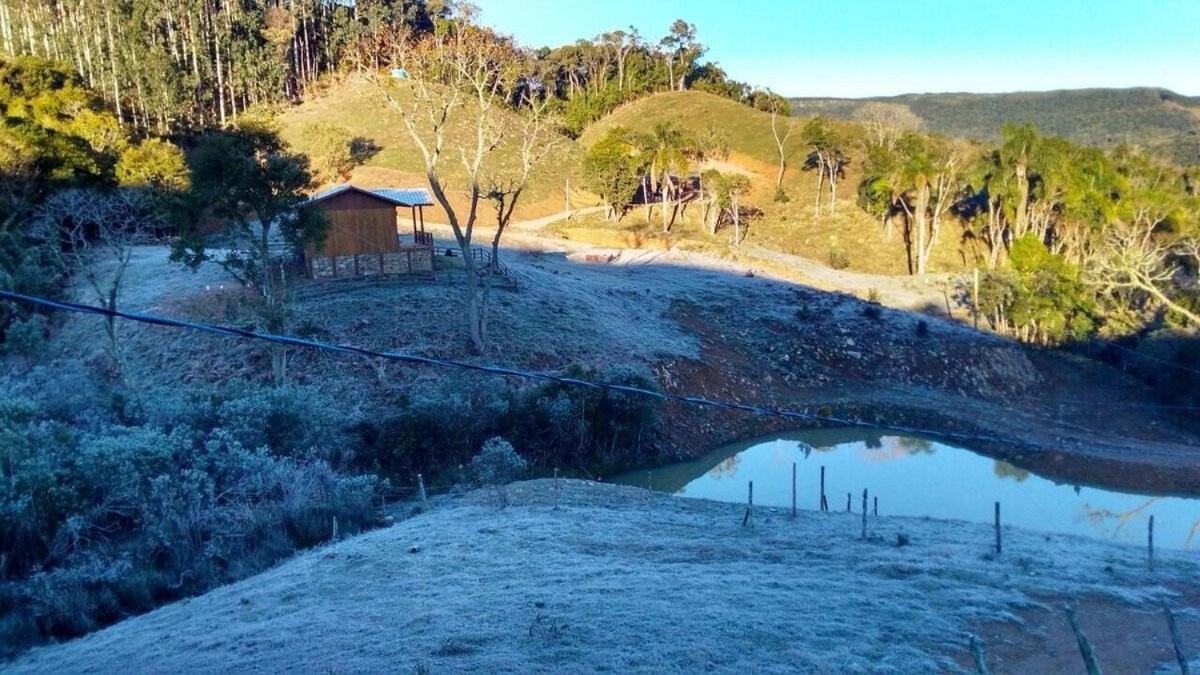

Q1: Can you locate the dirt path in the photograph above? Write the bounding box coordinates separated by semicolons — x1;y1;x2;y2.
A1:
11;481;1198;673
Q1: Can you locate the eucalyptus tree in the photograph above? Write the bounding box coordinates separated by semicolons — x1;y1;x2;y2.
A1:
801;116;849;217
893;133;971;275
658;19;703;91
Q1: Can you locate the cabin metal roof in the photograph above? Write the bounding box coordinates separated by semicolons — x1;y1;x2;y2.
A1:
306;184;433;207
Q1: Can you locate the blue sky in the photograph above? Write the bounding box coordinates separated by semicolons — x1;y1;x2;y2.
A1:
470;0;1200;98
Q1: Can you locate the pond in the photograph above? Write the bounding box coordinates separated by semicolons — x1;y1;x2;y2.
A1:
612;428;1200;550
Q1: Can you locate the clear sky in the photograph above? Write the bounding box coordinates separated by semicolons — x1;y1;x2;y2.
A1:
469;0;1200;98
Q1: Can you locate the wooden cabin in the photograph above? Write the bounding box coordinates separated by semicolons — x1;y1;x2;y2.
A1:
304;184;435;279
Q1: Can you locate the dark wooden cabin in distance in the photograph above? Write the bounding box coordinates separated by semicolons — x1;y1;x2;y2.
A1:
303;184;435;279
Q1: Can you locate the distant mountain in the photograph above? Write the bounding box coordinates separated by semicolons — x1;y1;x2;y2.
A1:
789;88;1200;164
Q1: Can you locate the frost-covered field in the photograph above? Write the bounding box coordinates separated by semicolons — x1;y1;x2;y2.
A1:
11;480;1197;674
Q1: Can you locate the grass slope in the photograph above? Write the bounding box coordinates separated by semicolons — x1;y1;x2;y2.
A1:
791;87;1200;165
11;480;1198;673
576;90;961;275
276;74;583;221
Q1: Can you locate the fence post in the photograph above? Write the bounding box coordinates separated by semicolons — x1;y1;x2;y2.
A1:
1065;606;1102;675
968;634;990;675
554;467;560;509
417;473;428;507
861;489;868;539
846;492;851;513
791;462;797;519
1148;515;1155;570
820;466;827;512
1164;606;1189;675
994;502;1001;555
873;496;878;516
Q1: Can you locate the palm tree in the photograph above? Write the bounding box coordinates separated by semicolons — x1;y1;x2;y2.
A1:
641;122;692;232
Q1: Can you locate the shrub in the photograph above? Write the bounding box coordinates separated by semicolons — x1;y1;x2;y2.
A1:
469;437;527;507
828;248;851;270
773;187;790;203
504;364;662;473
2;313;47;357
0;398;383;655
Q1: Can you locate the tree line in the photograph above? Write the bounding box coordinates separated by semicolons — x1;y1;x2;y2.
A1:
0;1;774;137
0;0;442;132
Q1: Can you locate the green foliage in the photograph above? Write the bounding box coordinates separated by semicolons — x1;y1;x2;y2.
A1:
116;139;190;191
581;126;644;219
173;123;326;290
558;87;625;139
0;57;186;341
979;234;1098;344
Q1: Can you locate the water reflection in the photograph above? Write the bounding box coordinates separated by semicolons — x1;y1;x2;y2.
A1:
612;429;1200;550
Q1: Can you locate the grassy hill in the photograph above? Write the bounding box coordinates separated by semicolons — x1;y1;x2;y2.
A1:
577;90;962;275
276;74;583;221
790;88;1200;165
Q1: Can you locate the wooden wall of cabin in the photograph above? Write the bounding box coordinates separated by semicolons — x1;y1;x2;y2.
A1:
308;191;399;257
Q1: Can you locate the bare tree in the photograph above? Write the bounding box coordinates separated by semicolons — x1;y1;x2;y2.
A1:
852;102;922;151
481;93;559;346
767;93;795;192
374;18;554;353
32;188;160;373
1089;229;1200;325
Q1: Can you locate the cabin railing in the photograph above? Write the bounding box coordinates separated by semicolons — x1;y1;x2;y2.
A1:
413;231;434;247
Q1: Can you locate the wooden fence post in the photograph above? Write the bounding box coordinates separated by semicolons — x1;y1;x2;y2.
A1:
1065;606;1102;675
417;473;428;507
1164;606;1190;675
1148;515;1155;570
846;492;851;513
994;502;1001;555
969;634;990;675
861;489;868;539
820;466;828;512
554;467;560;509
873;496;878;516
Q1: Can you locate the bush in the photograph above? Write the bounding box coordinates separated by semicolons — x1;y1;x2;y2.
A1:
0;397;383;655
828;248;851;270
469;437;527;507
2;313;47;358
355;367;662;482
773;187;790;203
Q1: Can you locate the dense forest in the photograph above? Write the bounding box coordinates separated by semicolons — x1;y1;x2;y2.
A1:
791;88;1200;165
0;0;772;136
